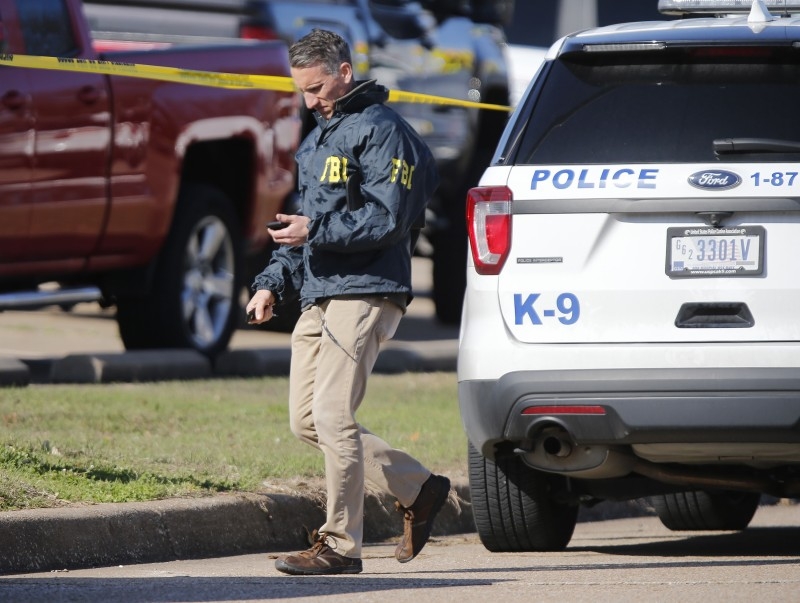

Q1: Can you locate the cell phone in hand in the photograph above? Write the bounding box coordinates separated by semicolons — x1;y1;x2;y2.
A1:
266;220;287;230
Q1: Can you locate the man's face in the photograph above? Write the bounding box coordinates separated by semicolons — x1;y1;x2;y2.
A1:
291;61;353;120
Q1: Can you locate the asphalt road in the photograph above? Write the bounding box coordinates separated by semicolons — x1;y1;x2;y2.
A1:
3;504;799;602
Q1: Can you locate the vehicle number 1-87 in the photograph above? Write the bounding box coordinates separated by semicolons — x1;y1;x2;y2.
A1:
751;172;798;187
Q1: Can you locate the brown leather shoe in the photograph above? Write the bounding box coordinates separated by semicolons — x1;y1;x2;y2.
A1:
275;532;362;575
395;474;451;563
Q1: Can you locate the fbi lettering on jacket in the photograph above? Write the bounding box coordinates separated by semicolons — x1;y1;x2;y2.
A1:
319;155;416;190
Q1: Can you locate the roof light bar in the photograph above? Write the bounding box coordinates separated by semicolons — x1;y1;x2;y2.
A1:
583;42;667;53
659;0;800;15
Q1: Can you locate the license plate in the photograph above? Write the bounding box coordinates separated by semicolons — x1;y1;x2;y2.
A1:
666;226;765;277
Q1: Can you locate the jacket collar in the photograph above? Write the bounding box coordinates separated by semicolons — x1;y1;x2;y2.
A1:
312;79;389;128
334;79;389;113
313;80;389;130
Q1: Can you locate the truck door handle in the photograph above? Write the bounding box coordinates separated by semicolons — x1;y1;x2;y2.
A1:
2;90;30;110
77;85;104;105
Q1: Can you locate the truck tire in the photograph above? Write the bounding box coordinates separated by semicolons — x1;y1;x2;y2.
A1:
117;183;242;357
468;442;578;552
650;491;760;531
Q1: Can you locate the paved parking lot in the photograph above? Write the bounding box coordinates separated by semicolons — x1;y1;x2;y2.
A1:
0;258;459;385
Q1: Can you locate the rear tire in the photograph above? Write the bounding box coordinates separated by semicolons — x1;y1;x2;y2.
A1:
469;442;578;552
116;183;242;358
650;490;760;531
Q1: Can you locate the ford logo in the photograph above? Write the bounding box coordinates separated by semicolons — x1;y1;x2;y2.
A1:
688;170;741;191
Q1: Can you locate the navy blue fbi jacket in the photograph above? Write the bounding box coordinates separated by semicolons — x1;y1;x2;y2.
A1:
253;80;439;310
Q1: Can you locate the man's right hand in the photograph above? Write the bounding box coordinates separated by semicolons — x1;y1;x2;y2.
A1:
246;289;277;324
269;213;311;247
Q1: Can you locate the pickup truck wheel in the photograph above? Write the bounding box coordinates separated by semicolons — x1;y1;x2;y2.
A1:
468;442;578;552
650;490;760;531
117;184;242;357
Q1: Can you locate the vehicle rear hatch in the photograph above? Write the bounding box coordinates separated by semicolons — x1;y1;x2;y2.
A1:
490;30;800;344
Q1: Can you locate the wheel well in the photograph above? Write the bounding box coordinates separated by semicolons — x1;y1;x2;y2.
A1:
181;138;256;227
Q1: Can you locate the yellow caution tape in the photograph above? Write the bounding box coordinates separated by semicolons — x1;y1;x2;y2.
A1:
0;53;512;112
0;52;296;92
388;89;510;112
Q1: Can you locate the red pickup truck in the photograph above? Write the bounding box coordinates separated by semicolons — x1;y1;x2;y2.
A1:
0;0;300;357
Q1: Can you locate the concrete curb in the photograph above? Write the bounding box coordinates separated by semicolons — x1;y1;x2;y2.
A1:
0;357;29;387
374;340;457;373
7;341;457;385
213;348;292;378
0;482;474;575
49;350;213;384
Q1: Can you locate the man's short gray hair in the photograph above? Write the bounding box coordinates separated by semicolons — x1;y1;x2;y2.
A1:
289;29;352;74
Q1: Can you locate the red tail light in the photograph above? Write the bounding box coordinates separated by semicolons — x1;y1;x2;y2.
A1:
239;25;278;40
466;186;512;275
522;405;606;415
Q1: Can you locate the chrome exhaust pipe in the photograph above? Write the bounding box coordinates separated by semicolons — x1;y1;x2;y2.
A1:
522;427;636;478
542;434;572;458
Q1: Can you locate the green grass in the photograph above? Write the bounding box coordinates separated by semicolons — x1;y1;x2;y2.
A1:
0;373;465;511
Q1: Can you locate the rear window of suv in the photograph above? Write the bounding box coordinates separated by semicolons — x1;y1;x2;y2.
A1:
510;47;800;165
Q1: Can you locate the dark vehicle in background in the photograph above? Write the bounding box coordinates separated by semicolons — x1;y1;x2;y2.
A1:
83;0;514;324
504;0;675;104
505;0;666;49
0;0;300;357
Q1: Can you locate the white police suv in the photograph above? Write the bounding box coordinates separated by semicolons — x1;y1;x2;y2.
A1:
459;0;800;552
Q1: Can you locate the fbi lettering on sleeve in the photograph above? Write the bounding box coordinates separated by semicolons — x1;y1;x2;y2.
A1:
390;158;415;190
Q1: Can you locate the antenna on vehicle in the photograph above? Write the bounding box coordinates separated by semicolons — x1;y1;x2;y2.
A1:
748;0;777;23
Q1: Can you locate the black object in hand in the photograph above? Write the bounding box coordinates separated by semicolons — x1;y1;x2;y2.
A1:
267;220;287;230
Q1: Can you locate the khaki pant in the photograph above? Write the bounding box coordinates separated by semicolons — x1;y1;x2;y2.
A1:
288;297;431;558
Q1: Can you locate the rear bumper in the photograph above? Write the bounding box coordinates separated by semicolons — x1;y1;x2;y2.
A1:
459;367;800;459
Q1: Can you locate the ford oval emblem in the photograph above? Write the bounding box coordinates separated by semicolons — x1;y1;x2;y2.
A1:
688;170;741;191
